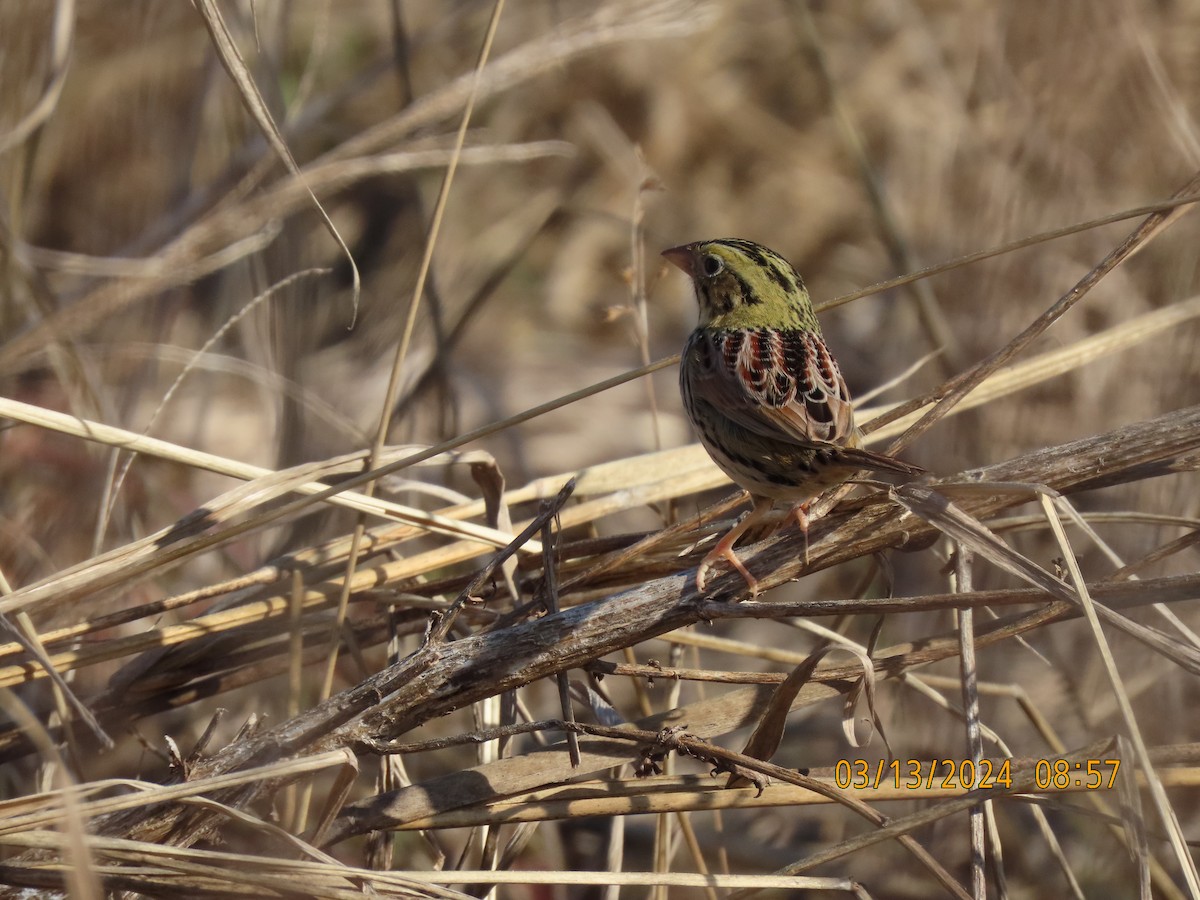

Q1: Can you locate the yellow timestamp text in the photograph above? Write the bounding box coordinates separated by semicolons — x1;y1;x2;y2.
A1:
1033;757;1121;790
833;758;1121;791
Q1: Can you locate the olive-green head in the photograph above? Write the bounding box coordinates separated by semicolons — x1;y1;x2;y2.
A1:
663;238;817;331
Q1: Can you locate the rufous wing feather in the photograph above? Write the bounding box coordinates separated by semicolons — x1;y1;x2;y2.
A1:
696;328;857;446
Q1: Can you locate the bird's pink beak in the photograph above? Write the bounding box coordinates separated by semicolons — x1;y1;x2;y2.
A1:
661;244;695;276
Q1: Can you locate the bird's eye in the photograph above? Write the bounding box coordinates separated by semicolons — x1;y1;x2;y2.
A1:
701;254;724;277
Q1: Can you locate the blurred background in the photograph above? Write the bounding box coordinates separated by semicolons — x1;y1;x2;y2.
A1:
3;0;1200;895
5;1;1200;548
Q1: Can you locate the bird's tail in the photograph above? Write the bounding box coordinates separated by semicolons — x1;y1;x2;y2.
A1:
836;444;925;477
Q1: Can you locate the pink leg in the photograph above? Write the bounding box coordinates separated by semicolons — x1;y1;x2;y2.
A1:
696;498;773;595
788;500;813;565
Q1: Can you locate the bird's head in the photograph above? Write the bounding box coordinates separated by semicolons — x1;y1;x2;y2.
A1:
662;238;816;331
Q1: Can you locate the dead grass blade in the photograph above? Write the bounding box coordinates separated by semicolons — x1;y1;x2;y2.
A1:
821;195;1200;312
0;446;532;619
0;0;74;156
194;0;360;316
892;484;1200;675
0;610;109;748
876;168;1200;450
96;267;329;547
1037;493;1200;894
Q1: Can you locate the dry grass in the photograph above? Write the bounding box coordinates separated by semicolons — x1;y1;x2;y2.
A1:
3;1;1200;897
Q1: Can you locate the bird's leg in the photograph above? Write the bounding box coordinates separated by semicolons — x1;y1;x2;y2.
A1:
696;497;773;595
788;500;813;565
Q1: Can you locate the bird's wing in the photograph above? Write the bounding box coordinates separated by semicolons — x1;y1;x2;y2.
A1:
687;327;856;443
684;327;924;477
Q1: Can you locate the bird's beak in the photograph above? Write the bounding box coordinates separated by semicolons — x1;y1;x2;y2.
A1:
661;244;694;276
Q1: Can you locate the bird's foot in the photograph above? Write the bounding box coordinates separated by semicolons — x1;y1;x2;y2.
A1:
695;498;773;595
696;537;759;596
